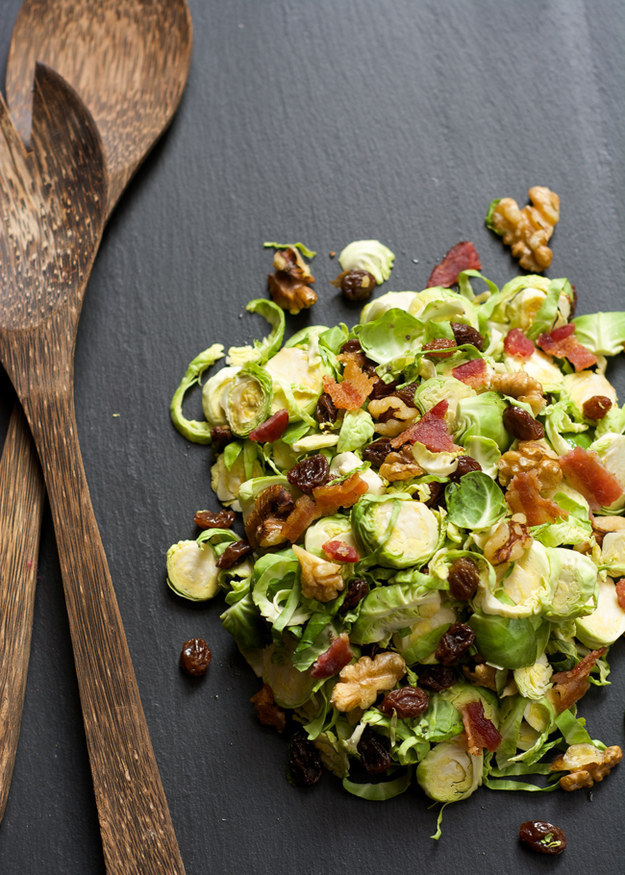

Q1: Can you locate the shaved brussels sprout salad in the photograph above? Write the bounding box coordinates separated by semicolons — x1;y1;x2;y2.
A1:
168;236;625;832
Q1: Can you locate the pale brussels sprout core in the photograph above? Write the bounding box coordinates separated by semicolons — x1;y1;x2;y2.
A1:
166;540;220;601
416;740;483;802
353;497;441;568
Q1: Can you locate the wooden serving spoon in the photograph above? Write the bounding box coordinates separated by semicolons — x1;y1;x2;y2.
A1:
0;0;192;833
0;63;185;875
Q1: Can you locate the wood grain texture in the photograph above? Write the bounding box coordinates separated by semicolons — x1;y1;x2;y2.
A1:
0;405;43;821
0;0;192;845
0;65;184;874
6;0;193;213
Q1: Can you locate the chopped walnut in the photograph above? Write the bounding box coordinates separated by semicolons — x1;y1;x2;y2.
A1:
368;396;419;437
379;444;425;481
489;371;546;414
331;652;406;712
489;186;560;272
250;683;286;733
551;743;622;791
498;440;562;491
292;544;345;602
592;514;625;547
267;246;317;314
462;662;499;691
482;517;531;565
245;484;295;548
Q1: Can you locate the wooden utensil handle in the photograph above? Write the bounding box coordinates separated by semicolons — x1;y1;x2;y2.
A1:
23;387;185;875
0;404;44;821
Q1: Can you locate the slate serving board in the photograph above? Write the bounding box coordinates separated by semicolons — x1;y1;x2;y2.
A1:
0;1;623;872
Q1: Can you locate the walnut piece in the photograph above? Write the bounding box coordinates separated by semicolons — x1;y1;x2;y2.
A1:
331;652;406;712
592;514;625;547
379;444;424;482
368;396;419;437
489;371;546;415
498;440;561;491
462;662;499;691
483;517;532;565
490;186;560;272
292;544;345;602
551;743;622;791
267;246;317;314
245;484;295;548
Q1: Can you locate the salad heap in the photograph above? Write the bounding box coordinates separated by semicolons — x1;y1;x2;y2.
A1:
167;233;625;821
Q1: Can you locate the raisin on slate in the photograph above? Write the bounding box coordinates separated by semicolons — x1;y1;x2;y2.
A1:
179;638;212;677
519;821;567;855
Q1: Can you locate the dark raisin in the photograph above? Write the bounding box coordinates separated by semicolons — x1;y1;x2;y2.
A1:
287;733;323;787
519;821;567;855
362;437;392;468
502;405;545;441
287;454;331;494
357;728;391;775
339;577;370;614
423;481;445;508
448;455;482;482
179;638;212;677
451;321;484;351
369;378;399;400
335;269;377;302
379;686;429;719
216;539;253;569
315;392;338;425
394;382;419;407
340;339;363;355
582;395;612;420
422;338;456;358
448;557;480;600
194;508;236;529
417;665;457;692
210;425;233;453
435;622;476;666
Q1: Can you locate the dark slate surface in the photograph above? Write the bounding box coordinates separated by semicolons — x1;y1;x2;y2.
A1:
0;1;624;872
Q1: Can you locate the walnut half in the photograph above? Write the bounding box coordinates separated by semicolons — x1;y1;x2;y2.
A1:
267;246;317;314
292;544;345;602
489;186;560;272
551;743;622;791
331;652;406;712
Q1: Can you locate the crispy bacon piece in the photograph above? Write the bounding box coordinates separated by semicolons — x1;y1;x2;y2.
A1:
390;400;455;452
505;470;568;526
550;648;607;713
537;324;598;372
461;700;502;755
250;684;286;733
313;472;368;514
451;358;487;387
322;540;359;563
249;408;289;443
504;328;535;359
310;633;354;679
427;241;482;288
560;446;623;511
322;359;375;411
616;579;625;613
281;474;368;543
280;495;322;544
